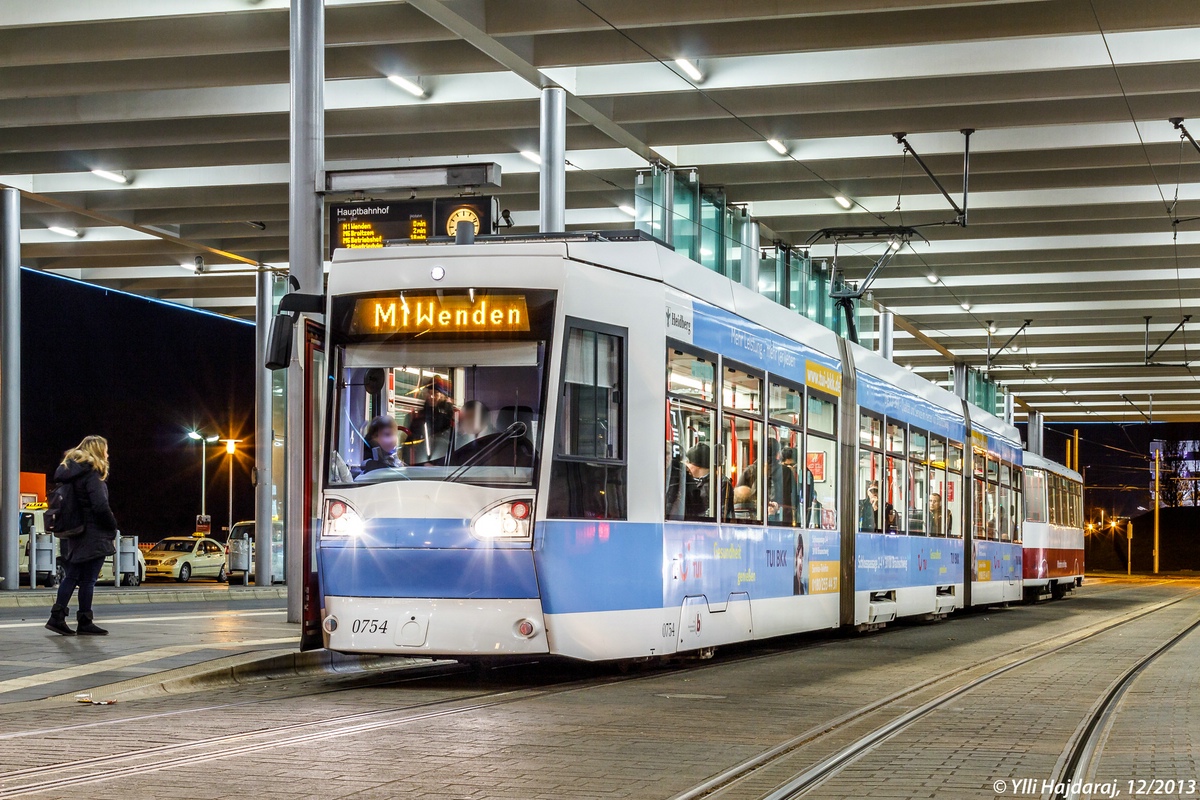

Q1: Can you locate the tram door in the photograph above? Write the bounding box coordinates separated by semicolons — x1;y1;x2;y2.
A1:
300;319;326;651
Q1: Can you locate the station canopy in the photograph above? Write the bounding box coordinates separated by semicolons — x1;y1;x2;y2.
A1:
2;0;1199;421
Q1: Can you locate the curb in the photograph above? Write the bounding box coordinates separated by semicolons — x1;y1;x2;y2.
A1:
0;587;288;609
61;648;433;703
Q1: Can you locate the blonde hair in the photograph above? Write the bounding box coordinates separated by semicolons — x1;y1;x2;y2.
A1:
62;435;110;481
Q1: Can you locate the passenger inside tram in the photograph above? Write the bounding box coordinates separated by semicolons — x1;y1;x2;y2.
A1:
404;377;456;466
928;492;951;535
456;400;492;447
859;481;882;532
683;443;733;522
732;485;756;520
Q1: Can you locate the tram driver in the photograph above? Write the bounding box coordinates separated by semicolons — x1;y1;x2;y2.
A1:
360;415;404;474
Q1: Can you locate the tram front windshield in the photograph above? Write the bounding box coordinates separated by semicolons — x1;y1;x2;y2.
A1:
327;289;552;488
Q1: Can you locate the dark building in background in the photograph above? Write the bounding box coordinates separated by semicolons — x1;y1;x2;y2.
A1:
1019;422;1169;524
20;269;256;542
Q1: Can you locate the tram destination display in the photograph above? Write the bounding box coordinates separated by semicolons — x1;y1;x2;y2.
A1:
348;293;531;335
329;197;496;256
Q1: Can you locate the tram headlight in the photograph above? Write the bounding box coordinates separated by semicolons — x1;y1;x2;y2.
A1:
472;500;533;541
324;500;365;538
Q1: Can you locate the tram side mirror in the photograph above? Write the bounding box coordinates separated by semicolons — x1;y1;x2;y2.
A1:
364;368;386;394
265;291;326;371
265;313;295;371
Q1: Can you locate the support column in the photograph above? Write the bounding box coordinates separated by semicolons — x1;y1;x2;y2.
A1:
0;189;18;592
660;168;674;247
255;269;275;587
1004;392;1015;426
953;362;968;400
286;0;324;623
878;310;895;361
539;87;566;233
740;215;760;292
1027;410;1044;456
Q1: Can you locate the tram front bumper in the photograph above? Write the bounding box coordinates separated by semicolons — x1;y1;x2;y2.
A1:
323;596;550;656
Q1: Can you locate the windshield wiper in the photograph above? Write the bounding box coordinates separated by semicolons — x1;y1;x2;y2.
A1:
444;421;527;483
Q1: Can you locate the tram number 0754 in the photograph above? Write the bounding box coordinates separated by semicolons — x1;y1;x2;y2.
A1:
661;622;676;638
352;619;388;634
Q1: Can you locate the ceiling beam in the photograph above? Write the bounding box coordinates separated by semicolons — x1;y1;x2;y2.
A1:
405;0;662;164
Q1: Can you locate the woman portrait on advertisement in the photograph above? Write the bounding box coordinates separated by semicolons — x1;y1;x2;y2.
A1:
793;532;808;595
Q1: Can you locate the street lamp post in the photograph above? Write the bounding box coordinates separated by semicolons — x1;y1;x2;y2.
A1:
220;439;243;538
187;431;219;517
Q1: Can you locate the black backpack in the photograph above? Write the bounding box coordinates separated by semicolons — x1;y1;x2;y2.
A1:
46;480;86;539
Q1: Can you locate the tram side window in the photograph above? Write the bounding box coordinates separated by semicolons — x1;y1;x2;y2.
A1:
1048;474;1060;526
985;457;1000;541
547;325;627;520
1025;469;1047;523
1012;468;1023;541
725;365;764;524
972;448;987;540
946;441;963;538
928;436;948;536
886;422;906;534
806;391;838;530
858;412;887;532
999;462;1012;542
768;381;804;527
909;429;929;535
666;349;721;522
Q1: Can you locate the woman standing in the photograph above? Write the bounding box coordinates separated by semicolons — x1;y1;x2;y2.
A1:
45;436;117;636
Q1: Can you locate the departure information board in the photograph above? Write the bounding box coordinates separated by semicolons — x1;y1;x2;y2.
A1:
328;197;496;256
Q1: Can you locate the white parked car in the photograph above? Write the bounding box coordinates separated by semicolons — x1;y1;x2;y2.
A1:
144;535;228;582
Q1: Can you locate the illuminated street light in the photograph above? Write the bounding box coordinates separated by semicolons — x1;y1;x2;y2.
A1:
220;439;244;537
186;430;220;517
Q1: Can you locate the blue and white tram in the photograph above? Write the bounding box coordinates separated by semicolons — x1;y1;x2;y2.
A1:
314;235;1028;661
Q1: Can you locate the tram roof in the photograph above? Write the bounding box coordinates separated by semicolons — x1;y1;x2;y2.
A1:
3;1;1200;421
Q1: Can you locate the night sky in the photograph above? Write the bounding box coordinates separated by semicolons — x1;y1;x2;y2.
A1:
20;269;257;542
1022;421;1200;522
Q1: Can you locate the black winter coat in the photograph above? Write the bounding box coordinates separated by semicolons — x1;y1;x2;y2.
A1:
54;460;118;563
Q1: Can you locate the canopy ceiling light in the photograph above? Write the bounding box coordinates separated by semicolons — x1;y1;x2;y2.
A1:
386;75;427;98
766;139;789;155
674;58;704;82
834;195;852;209
47;226;80;237
90;169;128;184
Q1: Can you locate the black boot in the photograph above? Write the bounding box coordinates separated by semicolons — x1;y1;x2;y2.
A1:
76;610;108;636
45;604;75;636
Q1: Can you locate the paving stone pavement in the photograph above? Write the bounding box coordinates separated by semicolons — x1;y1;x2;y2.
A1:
0;578;1197;800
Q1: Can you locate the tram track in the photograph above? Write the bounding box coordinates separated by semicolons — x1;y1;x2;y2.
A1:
670;588;1200;800
0;635;845;797
1047;616;1200;800
0;670;616;798
0;577;1134;745
0;581;1179;798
